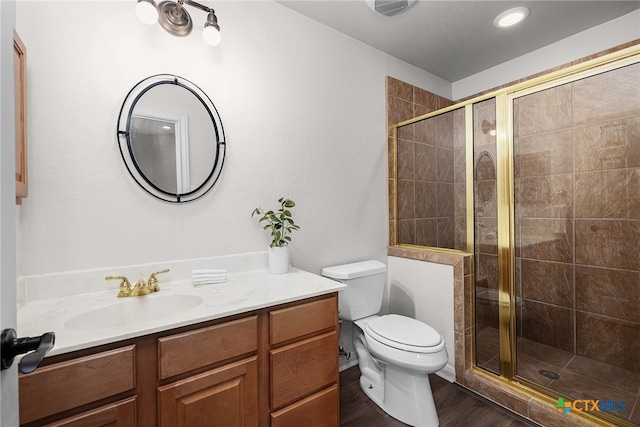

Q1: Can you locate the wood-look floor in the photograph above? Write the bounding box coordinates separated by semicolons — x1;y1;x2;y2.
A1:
340;366;538;427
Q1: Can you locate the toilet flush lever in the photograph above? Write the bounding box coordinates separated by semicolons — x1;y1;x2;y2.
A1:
1;328;55;374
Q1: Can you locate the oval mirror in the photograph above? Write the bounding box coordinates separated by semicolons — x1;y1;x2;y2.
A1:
117;74;225;203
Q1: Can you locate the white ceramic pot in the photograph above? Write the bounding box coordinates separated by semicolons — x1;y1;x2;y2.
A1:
268;246;290;274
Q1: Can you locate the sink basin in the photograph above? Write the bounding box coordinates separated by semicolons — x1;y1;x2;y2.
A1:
64;294;203;330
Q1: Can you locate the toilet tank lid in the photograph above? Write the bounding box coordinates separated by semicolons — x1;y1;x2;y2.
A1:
321;260;387;280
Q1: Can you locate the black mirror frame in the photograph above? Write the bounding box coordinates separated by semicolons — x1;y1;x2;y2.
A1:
117;74;226;203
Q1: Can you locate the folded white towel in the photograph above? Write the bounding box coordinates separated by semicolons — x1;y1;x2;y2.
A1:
191;274;227;279
192;269;227;275
192;276;227;286
192;272;226;278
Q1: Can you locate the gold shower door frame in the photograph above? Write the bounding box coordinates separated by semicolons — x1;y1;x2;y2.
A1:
391;44;639;427
495;50;640;427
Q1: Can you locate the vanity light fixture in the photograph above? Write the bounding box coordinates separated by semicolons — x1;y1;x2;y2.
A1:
136;0;159;25
136;0;221;46
493;6;530;28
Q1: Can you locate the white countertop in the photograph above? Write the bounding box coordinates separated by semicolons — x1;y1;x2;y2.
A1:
18;266;345;357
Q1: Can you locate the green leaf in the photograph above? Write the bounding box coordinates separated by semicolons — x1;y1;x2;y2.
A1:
253;197;300;246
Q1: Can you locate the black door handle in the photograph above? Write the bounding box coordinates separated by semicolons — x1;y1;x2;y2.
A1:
1;328;55;374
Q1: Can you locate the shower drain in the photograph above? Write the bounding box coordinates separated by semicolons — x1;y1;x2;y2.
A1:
538;370;560;380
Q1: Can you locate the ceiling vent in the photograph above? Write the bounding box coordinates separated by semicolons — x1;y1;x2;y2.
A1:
366;0;416;17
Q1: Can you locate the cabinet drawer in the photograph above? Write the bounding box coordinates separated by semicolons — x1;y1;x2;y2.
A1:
19;346;135;424
271;385;338;427
158;356;258;427
270;331;338;410
158;315;258;379
43;397;137;427
270;295;337;345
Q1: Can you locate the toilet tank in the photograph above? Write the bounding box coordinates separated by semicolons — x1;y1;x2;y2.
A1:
321;260;387;321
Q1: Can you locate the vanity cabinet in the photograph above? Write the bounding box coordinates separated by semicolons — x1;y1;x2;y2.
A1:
269;297;340;426
157;316;259;427
19;346;136;426
19;293;339;427
158;357;259;426
42;398;137;427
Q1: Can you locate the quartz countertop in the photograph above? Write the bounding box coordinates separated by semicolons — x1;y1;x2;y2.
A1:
18;266;345;357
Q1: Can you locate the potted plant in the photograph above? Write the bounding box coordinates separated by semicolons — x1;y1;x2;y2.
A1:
252;197;300;273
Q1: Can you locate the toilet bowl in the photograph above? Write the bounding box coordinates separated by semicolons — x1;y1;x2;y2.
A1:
322;260;448;427
362;314;448;372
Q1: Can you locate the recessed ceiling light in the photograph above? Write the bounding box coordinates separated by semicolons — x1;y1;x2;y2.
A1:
493;7;530;28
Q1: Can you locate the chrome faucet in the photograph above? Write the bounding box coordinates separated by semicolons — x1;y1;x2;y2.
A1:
106;269;170;298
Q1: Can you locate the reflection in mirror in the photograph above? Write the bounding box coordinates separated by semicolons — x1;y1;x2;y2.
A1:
130;112;183;194
117;75;225;203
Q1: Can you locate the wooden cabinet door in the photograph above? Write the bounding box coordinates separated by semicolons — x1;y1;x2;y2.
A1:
19;346;136;425
158;316;257;380
14;31;27;204
270;331;338;410
271;385;338;427
43;397;136;427
269;296;337;345
158;357;258;427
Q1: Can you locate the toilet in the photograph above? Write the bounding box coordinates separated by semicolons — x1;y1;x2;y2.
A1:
322;260;448;427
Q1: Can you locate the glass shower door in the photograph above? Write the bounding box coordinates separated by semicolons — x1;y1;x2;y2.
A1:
511;62;640;425
473;99;500;375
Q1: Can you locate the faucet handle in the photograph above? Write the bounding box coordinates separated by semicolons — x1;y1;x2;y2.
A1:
106;275;132;298
147;268;169;292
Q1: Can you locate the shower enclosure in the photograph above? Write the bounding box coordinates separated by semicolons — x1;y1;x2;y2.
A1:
392;47;639;426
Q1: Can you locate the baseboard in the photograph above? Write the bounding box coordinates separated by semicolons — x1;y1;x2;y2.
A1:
435;364;456;383
339;355;359;372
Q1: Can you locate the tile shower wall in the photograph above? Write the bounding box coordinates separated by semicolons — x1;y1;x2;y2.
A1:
389;44;639;427
513;63;640;372
387;77;467;250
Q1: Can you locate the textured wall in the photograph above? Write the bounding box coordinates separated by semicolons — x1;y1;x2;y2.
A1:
15;1;447;277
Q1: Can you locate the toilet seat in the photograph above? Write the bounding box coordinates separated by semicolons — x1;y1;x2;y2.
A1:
365;314;443;353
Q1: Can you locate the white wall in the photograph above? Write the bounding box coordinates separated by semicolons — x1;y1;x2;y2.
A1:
387;256;455;381
14;1;446;277
453;9;640;100
1;1;20;423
